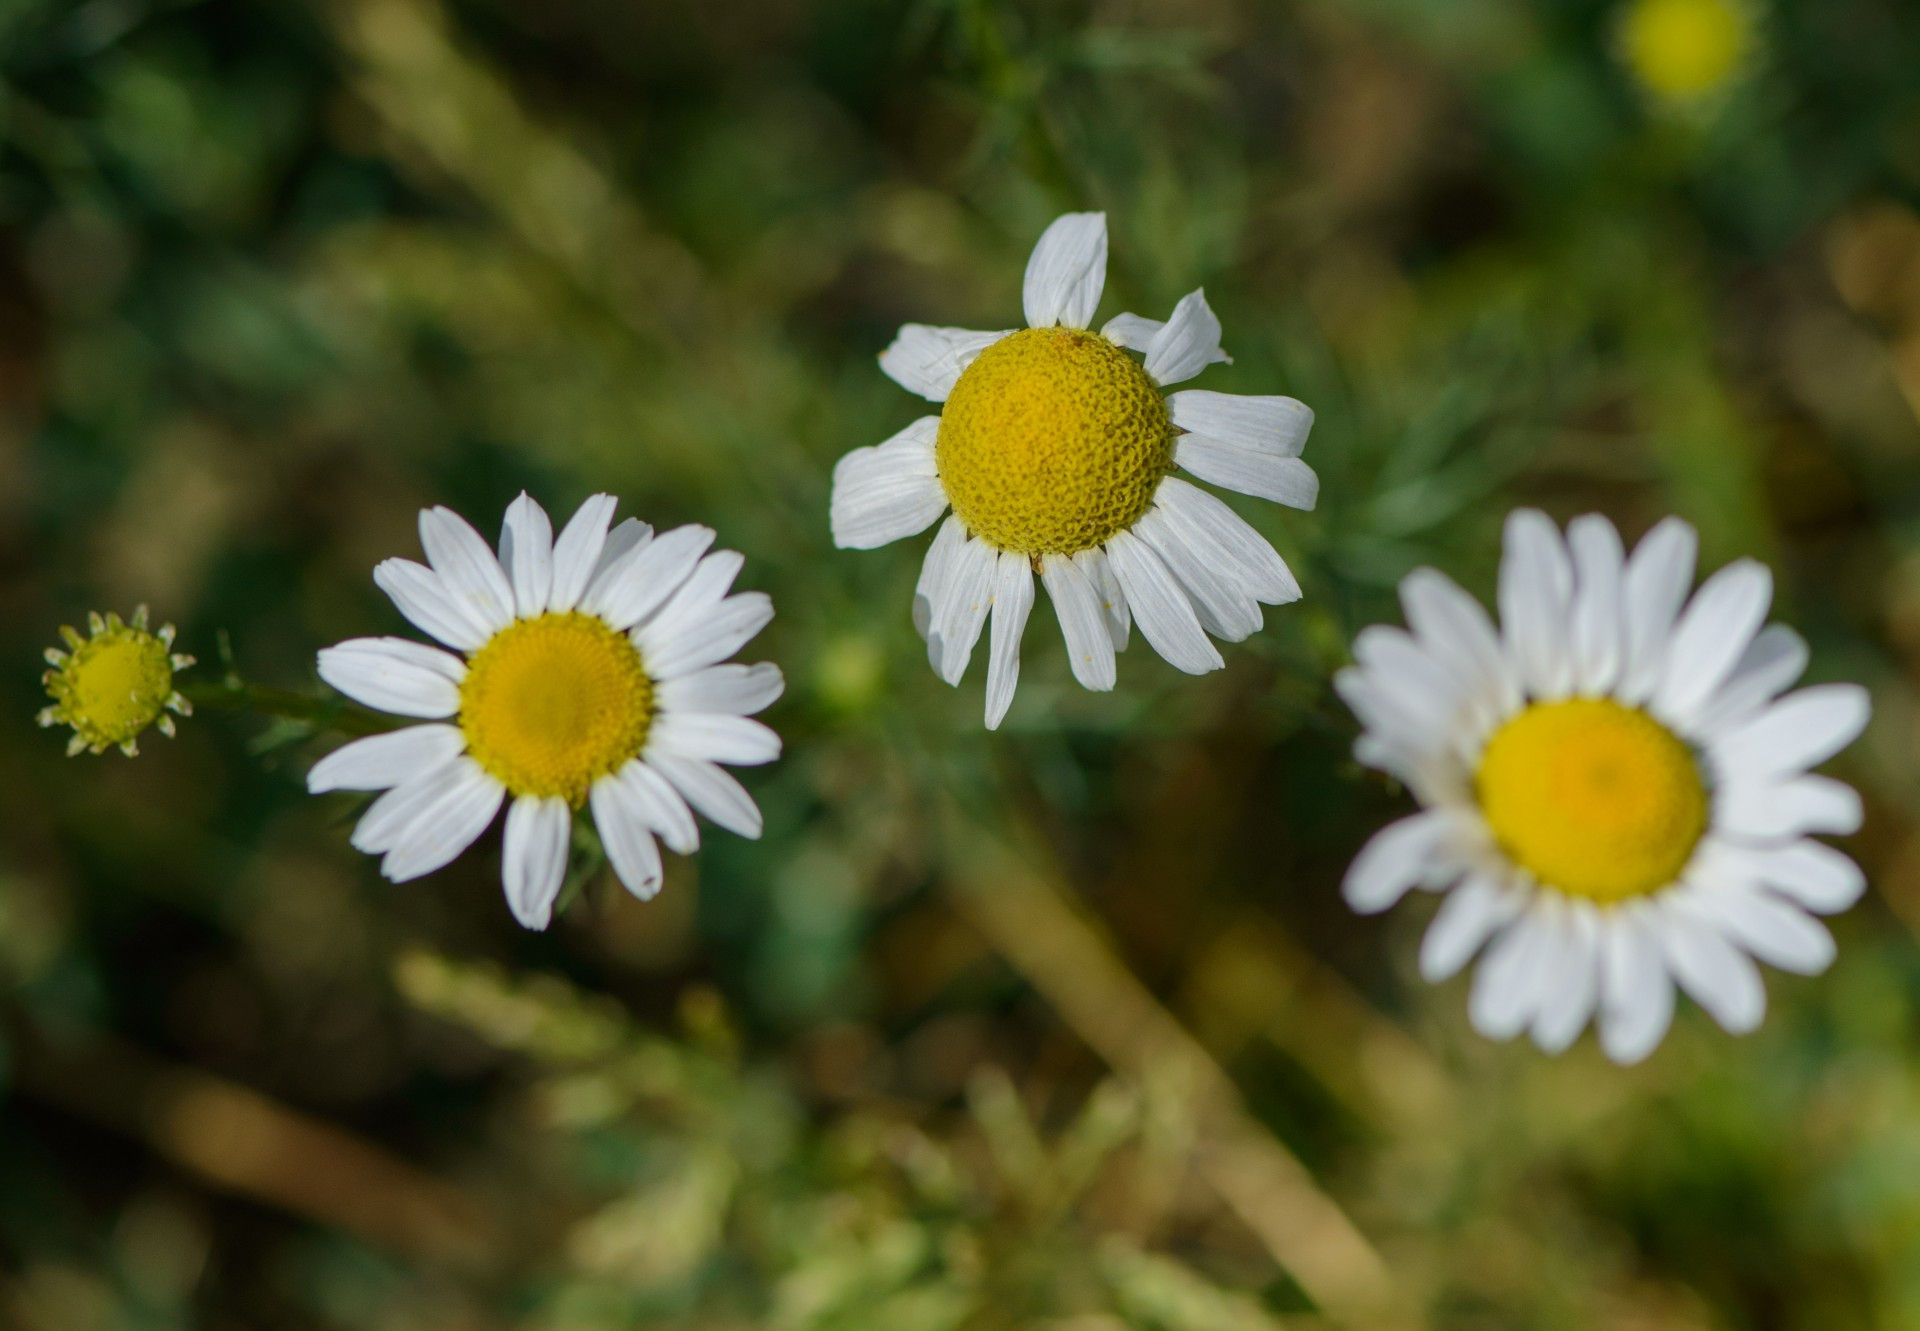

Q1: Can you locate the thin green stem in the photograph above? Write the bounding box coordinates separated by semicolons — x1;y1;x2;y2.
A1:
179;679;397;738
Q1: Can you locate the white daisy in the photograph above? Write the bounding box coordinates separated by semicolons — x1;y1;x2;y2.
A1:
1339;509;1871;1063
830;211;1316;727
309;493;783;931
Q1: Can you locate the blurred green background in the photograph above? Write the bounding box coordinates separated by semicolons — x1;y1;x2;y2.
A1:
4;0;1920;1325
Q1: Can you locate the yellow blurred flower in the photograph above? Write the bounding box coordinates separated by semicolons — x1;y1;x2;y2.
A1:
1619;0;1754;106
39;607;194;756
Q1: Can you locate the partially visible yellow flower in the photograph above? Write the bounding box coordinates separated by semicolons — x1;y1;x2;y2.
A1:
1619;0;1753;106
39;607;194;756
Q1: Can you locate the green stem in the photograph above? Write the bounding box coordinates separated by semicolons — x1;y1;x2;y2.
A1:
179;679;397;737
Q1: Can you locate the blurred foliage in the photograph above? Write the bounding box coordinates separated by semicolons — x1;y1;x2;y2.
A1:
5;0;1920;1326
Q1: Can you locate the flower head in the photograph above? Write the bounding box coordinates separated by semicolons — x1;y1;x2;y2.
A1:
831;212;1316;727
1618;0;1753;107
1339;510;1870;1064
39;607;194;756
310;494;783;931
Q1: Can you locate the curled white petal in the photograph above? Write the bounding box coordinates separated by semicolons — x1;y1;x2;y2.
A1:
1022;212;1107;330
1144;288;1226;385
879;325;1008;401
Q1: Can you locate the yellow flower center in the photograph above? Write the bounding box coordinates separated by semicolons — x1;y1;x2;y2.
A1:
1621;0;1747;102
936;326;1171;555
50;627;176;749
458;612;653;806
1476;698;1708;904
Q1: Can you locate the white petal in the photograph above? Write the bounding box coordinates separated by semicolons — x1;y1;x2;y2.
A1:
913;515;968;643
648;712;782;766
498;492;555;618
1399;567;1519;721
1153;478;1301;606
878;325;1009;401
638;592;774;680
1469;903;1557;1041
374;559;490;651
1168;390;1312;457
1618;516;1698;704
588;524;716;629
1710;683;1870;783
1076;547;1130;650
829;417;948;550
1567;514;1624;696
1104;530;1222;674
658;662;784;717
1041;554;1117;691
1132;506;1261;642
1174;436;1320;509
590;774;664;901
1419;875;1525;982
1102;312;1167;354
1695;625;1809;734
501;795;570;931
1531;903;1601;1054
1352;627;1463;734
591;517;654;585
639;544;740;637
926;529;997;684
609;758;699;854
1598;906;1674;1064
316;638;465;718
1334;667;1456;767
547;493;619;613
1144;288;1226;385
1498;508;1574;699
307;723;465;793
646;751;764;840
602;756;702;852
1652;560;1773;726
1656;899;1766;1034
1687;880;1835;975
375;759;504;884
984;551;1034;729
1711;836;1864;914
1716;774;1863;840
350;762;469;855
418;506;514;636
1343;810;1453;914
1747;839;1866;913
1022;212;1107;330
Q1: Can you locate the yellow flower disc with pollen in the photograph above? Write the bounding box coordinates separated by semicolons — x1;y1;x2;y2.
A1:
48;625;176;750
459;612;653;806
1476;698;1709;904
936;326;1171;555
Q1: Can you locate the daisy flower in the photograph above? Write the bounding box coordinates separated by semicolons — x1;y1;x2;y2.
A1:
309;494;782;931
830;212;1315;727
40;606;194;756
1339;510;1871;1064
